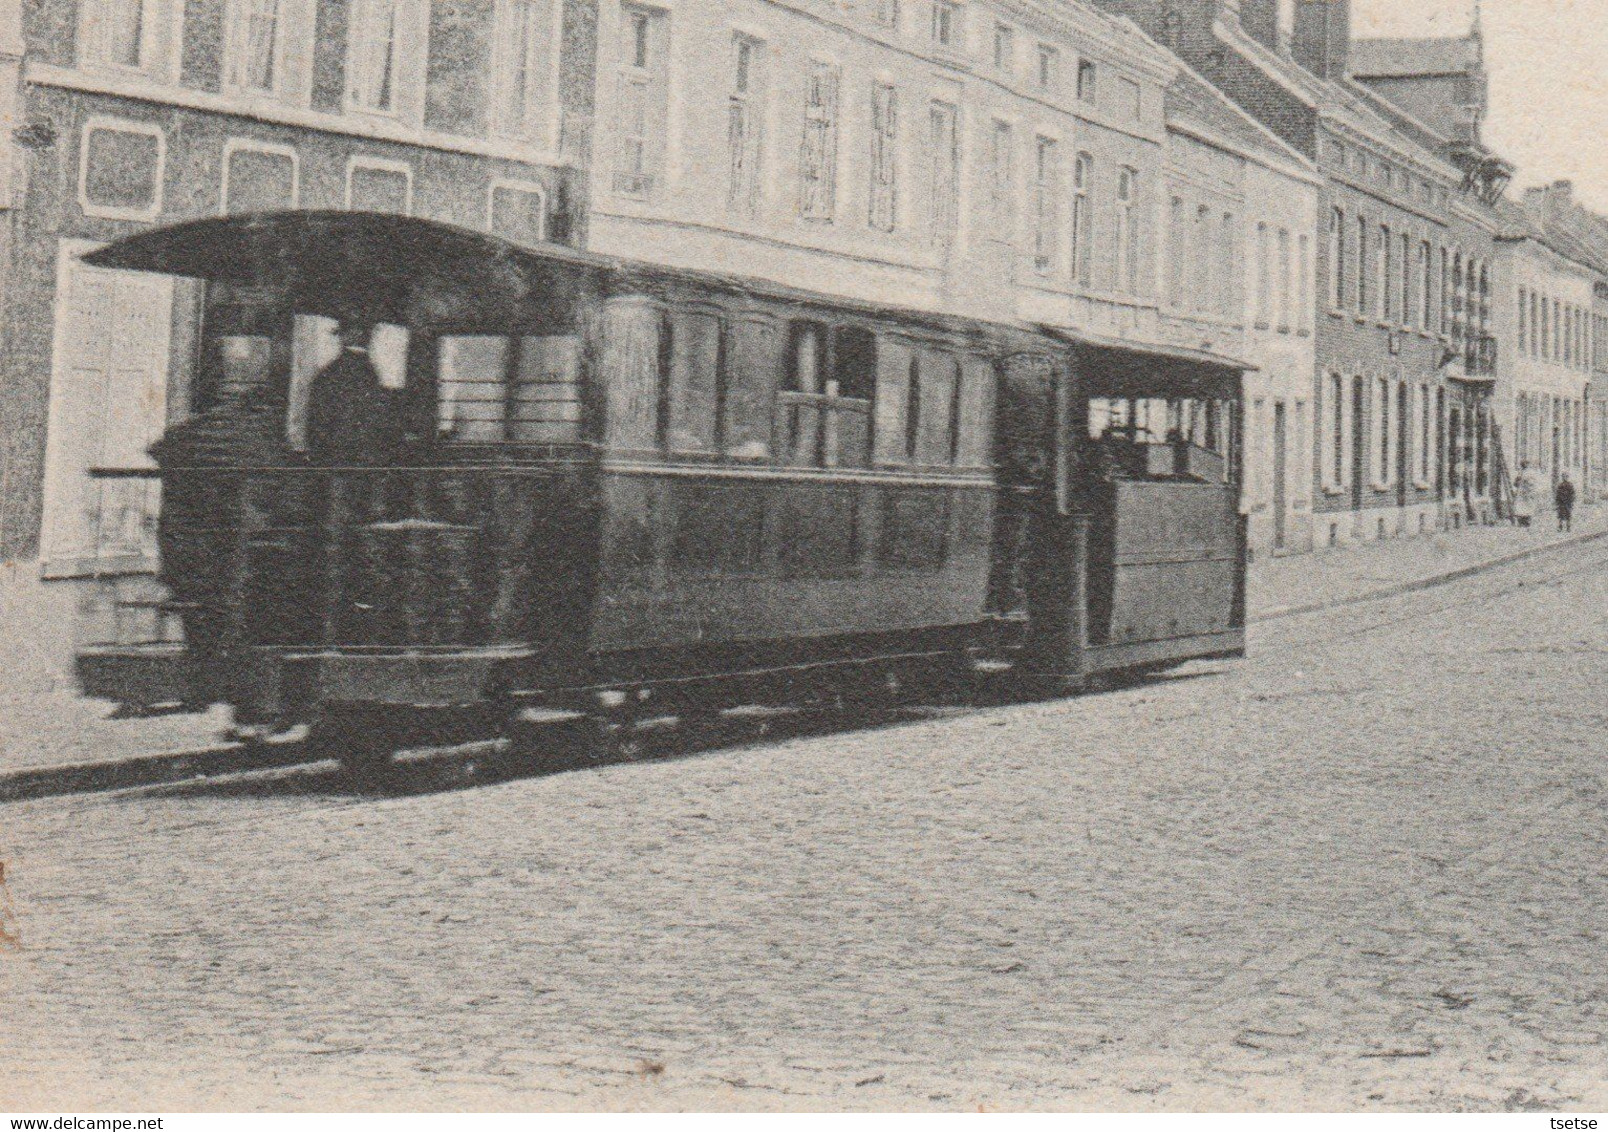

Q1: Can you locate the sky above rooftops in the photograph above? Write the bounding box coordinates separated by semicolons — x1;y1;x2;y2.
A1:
1355;0;1608;212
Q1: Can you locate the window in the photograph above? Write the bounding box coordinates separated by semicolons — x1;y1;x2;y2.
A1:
1276;226;1291;331
1531;291;1541;358
221;141;297;214
346;158;412;213
79;0;157;71
1330;207;1345;309
437;333;581;444
1222;213;1238;319
926;101;959;249
1037;45;1057;90
1518;286;1529;355
1255;222;1271;327
349;0;402;112
1076;59;1097;103
800;61;840;220
931;0;961;49
869;84;899;232
1033;136;1059;275
728;35;764;213
226;0;283;93
993;23;1013;70
988;120;1013;231
1117;76;1142;120
1072;152;1092;287
1554;298;1562;361
1379;224;1391;321
1297;234;1311;332
1420;384;1432;482
1167;197;1185;308
1541;292;1551;359
1400;232;1412;326
876;0;899;28
1356;216;1368;314
1377;376;1392;484
1419;240;1432;328
501;0;553;138
79;119;165;221
1447;249;1460;334
615;7;669;197
1193;205;1209;304
488;179;548;244
1115;167;1138;294
1328;372;1345;488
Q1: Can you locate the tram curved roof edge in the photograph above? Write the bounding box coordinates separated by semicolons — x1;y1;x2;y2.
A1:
82;210;1031;339
1034;325;1258;373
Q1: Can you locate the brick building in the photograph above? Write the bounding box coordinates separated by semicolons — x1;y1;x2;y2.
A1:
1084;0;1506;546
0;0;598;689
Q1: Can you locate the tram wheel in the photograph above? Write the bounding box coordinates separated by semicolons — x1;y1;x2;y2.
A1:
308;704;399;779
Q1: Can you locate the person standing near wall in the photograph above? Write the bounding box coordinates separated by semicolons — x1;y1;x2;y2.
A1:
1512;462;1538;528
1555;473;1576;532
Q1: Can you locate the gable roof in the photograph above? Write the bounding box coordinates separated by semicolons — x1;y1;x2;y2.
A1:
1209;16;1463;182
1164;64;1317;181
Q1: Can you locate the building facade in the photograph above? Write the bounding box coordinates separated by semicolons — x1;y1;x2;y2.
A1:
583;0;1179;337
1086;0;1507;546
0;0;598;689
1160;65;1320;557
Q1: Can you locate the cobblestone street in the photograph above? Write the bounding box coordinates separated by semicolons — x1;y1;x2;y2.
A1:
3;539;1608;1112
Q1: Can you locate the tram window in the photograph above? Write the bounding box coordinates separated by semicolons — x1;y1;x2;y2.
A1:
370;324;409;389
787;321;824;393
778;320;877;468
438;336;510;442
832;327;877;402
287;318;408;450
909;348;959;465
289;316;340;450
666;309;723;453
437;334;582;443
510;336;581;443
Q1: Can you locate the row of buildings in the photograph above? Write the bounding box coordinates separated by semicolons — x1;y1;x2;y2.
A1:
0;0;1604;688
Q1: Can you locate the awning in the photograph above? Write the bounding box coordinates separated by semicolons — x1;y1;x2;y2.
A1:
1037;324;1256;400
81;210;613;328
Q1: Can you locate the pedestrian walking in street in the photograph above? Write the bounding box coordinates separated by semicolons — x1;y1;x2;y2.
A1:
1555;474;1576;532
1512;462;1538;528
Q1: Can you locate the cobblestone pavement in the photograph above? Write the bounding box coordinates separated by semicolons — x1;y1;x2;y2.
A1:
2;541;1607;1111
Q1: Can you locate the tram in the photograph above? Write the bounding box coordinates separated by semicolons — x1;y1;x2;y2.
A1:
74;211;1249;765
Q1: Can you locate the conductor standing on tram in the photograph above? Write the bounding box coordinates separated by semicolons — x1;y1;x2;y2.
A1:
305;314;406;466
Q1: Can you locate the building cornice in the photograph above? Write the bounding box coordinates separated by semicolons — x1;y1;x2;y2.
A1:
26;62;573;171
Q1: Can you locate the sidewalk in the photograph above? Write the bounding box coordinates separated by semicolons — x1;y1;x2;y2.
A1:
4;506;1606;796
1249;503;1608;621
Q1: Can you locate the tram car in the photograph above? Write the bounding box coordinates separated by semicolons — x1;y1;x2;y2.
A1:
74;211;1249;766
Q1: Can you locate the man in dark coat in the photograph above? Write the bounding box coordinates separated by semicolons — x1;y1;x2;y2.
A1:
1555;474;1577;533
304;317;404;466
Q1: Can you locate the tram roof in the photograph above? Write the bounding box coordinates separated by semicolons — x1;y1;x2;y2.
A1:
1037;326;1256;400
81;210;616;326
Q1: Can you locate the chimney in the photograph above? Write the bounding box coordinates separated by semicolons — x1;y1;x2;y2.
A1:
1552;180;1574;205
1293;0;1350;80
1239;0;1281;51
